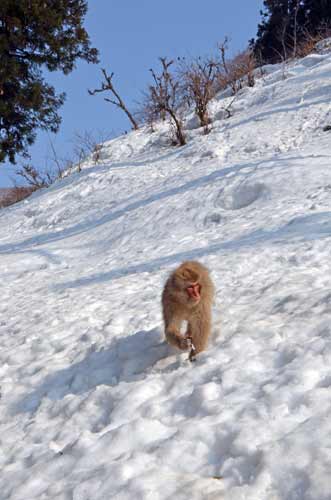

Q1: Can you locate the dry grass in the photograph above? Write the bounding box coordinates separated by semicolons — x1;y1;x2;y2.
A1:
0;186;37;209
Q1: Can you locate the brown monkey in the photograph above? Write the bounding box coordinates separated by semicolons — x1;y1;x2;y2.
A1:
162;261;214;360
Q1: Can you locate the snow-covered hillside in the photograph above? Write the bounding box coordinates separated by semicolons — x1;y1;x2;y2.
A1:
1;51;331;500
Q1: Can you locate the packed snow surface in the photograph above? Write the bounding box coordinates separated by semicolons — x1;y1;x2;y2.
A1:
1;52;331;500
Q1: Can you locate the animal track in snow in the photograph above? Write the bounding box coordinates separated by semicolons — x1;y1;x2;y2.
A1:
203;213;223;227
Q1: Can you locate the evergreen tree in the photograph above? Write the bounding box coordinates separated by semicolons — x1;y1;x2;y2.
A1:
252;1;290;63
0;0;98;164
303;0;331;34
252;1;304;63
252;0;331;63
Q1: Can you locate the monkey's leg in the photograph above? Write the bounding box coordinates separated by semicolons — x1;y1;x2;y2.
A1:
188;310;211;356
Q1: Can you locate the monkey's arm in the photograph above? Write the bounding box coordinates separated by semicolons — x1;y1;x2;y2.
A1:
165;317;191;351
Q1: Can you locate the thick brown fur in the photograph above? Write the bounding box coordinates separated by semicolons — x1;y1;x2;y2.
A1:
161;261;214;357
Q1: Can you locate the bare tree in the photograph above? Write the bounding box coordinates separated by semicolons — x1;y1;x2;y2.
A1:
15;127;113;192
15;137;67;189
89;68;139;131
16;164;56;189
48;138;67;178
136;91;161;133
147;57;186;146
181;57;218;133
218;37;231;84
219;95;238;119
71;130;110;169
275;16;290;62
292;0;300;58
217;39;256;94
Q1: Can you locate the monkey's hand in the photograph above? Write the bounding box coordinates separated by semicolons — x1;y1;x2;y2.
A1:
165;329;192;351
178;336;193;351
186;336;197;362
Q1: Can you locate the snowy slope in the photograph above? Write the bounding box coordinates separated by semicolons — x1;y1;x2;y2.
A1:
1;51;331;500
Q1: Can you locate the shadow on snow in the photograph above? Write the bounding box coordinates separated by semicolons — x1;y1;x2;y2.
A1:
54;210;331;290
12;328;185;415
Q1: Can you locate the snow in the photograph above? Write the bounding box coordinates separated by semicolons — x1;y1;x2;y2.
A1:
1;50;331;500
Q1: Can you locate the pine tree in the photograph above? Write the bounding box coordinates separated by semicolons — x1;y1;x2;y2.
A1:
252;0;331;64
303;0;331;34
0;0;98;164
252;1;292;63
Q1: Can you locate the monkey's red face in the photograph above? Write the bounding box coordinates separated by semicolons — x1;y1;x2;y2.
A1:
186;282;201;302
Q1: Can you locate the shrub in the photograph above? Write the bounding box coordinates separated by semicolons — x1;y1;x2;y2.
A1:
181;58;218;133
217;39;256;95
145;57;186;146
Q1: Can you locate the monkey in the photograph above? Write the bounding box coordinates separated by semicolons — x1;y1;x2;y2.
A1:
161;261;214;360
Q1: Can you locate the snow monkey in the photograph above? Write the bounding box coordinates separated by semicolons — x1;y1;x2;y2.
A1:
162;261;214;361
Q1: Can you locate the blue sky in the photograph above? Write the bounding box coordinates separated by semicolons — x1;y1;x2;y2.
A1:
0;0;264;187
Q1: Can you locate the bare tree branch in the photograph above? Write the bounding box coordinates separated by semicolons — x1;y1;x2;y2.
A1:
89;68;139;130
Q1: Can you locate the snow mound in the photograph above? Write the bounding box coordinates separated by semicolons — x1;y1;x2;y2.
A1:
217;182;267;210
